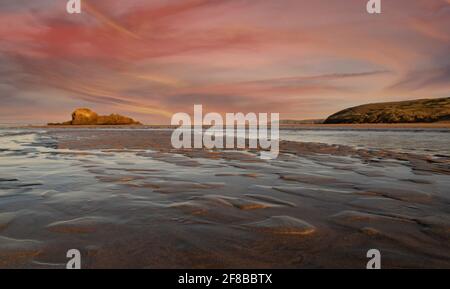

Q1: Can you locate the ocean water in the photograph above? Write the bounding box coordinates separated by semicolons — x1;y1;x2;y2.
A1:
199;127;450;156
281;128;450;156
1;127;449;156
169;127;450;156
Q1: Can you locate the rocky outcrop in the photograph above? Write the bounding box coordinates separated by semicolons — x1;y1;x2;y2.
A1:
49;108;141;125
71;108;99;125
325;97;450;124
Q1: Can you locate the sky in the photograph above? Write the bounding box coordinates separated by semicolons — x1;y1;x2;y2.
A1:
0;0;449;124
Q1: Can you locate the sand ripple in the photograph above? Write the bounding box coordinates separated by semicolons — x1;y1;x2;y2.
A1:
246;216;316;236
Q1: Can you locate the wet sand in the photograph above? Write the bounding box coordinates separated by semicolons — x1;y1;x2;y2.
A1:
0;128;449;268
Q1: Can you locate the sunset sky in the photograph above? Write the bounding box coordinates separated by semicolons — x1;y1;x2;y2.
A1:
0;0;449;124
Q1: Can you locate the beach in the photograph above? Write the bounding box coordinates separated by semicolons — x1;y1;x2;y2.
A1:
0;127;449;268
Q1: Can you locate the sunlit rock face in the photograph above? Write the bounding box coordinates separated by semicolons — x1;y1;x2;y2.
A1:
49;108;141;125
71;108;99;125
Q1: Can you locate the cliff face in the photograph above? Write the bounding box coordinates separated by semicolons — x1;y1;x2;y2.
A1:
324;97;450;124
50;108;141;125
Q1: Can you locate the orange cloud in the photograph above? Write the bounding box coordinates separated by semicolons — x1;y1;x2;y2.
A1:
83;0;141;40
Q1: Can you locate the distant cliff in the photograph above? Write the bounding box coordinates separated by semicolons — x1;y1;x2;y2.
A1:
49;108;142;125
279;119;325;125
324;97;450;124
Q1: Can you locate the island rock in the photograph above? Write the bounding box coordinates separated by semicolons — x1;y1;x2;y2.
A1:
49;108;141;125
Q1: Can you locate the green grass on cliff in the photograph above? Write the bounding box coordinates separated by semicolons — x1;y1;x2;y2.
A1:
325;97;450;124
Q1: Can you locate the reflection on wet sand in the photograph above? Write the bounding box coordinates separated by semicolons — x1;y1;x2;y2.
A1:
0;129;449;268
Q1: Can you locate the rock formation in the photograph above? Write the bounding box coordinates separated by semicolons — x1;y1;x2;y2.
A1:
49;108;141;125
324;97;450;124
71;108;99;125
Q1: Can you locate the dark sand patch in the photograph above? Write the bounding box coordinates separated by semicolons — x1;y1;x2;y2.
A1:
0;178;18;182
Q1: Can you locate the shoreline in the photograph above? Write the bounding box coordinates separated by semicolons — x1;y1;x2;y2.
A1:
46;129;450;174
279;122;450;129
4;122;450;130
